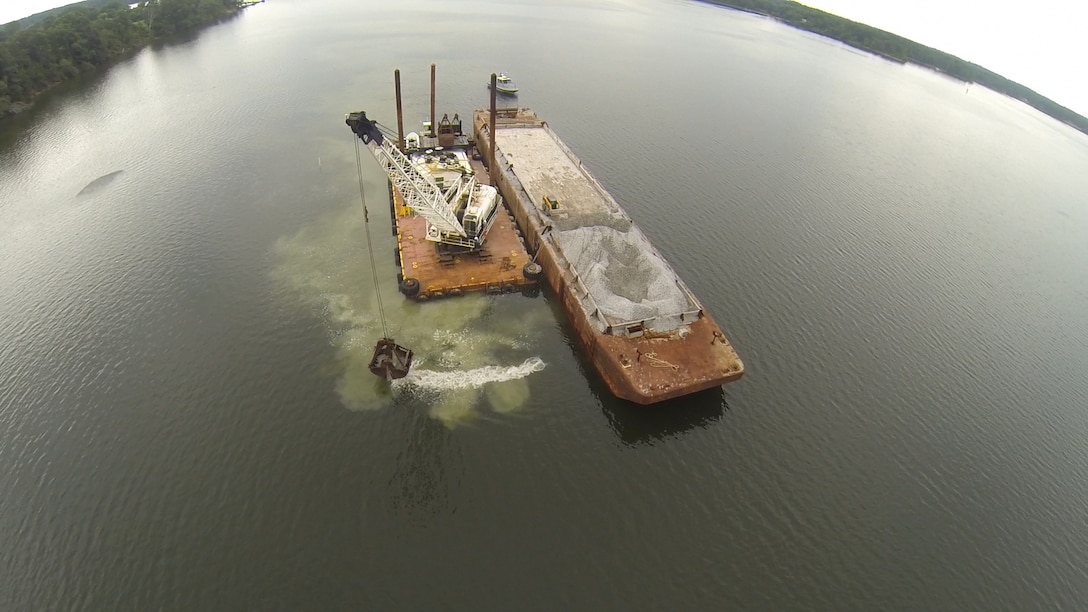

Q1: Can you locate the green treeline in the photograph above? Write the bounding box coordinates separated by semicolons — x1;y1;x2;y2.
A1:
702;0;1088;136
1;0;243;116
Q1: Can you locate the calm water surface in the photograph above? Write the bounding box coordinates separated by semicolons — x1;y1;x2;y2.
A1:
2;0;1088;608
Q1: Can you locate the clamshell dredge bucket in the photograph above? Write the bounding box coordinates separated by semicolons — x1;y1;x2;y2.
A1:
368;338;414;380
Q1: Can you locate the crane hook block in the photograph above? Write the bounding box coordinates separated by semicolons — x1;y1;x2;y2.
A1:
346;111;385;146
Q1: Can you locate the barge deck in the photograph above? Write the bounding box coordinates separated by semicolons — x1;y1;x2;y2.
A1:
473;107;744;403
390;144;536;299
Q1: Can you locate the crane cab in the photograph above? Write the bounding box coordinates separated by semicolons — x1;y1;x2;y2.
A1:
462;185;500;243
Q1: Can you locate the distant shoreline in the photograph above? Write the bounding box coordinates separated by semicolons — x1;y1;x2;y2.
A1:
1;0;259;121
698;0;1088;138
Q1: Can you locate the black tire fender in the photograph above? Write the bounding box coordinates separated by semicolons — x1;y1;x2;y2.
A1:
399;277;420;297
523;262;543;280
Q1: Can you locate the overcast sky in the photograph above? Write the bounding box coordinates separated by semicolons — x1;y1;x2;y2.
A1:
2;0;83;26
804;0;1088;117
3;0;1086;116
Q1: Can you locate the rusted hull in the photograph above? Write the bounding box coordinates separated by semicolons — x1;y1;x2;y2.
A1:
474;109;744;404
526;213;743;404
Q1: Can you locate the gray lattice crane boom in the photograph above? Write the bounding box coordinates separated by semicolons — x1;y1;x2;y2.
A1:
346;111;468;243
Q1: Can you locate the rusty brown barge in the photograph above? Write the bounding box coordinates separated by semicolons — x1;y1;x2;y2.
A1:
350;67;743;403
473;100;744;404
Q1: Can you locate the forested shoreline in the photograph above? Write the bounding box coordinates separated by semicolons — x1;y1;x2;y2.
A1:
1;0;245;117
5;0;1086;137
702;0;1088;137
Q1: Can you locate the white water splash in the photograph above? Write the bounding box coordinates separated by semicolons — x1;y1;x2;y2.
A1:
394;357;546;391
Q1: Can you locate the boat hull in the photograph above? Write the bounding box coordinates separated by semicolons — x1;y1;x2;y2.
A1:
473;109;744;404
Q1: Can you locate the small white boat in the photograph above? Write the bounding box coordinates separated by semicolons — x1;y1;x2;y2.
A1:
488;72;519;95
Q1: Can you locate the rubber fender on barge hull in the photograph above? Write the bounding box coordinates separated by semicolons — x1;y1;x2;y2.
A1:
523;262;543;280
399;277;420;297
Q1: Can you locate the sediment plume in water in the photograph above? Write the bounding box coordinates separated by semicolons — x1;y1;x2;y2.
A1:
273;183;547;427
